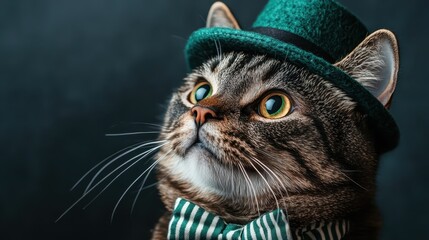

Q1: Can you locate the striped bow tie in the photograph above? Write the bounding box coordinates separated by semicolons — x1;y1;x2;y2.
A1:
167;198;349;240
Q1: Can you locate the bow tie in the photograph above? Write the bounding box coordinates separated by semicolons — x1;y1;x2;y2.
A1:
167;198;349;240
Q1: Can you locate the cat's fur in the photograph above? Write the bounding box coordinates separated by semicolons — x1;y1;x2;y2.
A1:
151;3;399;240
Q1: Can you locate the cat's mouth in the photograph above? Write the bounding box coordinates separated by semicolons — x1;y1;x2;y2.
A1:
193;135;202;144
188;139;218;160
179;124;219;160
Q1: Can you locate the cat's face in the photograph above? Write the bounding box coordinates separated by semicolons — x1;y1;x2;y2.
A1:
153;1;398;227
156;52;376;207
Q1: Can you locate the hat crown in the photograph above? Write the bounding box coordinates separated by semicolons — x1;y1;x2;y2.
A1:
253;0;368;62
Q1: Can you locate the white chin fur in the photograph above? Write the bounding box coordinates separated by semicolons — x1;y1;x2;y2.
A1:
170;149;267;198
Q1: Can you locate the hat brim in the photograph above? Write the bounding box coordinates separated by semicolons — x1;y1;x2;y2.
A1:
185;27;399;152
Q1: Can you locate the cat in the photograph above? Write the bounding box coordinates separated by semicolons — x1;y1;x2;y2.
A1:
151;2;399;239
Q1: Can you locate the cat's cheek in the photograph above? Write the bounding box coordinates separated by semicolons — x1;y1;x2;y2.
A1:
179;117;198;147
161;113;197;158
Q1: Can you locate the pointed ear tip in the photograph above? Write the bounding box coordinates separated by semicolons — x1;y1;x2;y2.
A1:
371;29;399;49
369;29;399;106
207;1;240;29
209;1;229;12
367;29;399;65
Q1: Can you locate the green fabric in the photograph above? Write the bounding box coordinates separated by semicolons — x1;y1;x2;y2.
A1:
184;0;399;152
253;0;368;61
167;198;350;240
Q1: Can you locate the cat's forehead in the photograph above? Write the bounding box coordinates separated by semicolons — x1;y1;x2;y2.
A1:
194;52;304;102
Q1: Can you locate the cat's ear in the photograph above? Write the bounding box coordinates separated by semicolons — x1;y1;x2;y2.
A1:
335;29;399;108
206;2;240;29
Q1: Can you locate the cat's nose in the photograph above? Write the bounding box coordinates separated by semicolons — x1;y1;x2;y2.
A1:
191;106;218;126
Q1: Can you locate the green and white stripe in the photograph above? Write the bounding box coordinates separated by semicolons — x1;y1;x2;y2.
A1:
168;198;349;240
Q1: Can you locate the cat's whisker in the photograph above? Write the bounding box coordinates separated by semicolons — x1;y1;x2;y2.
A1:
236;163;255;212
130;149;173;214
84;140;166;194
120;122;163;128
55;142;167;222
132;181;158;194
249;157;286;198
108;122;163;132
171;34;187;42
110;159;161;222
198;14;207;25
251;151;290;197
70;141;148;191
82;143;167;209
250;151;292;221
111;150;173;222
246;158;280;217
247;155;289;210
248;155;291;223
238;162;261;217
130;165;155;214
338;171;368;191
213;39;220;60
217;39;223;58
110;160;159;222
212;38;223;60
105;131;160;137
256;161;288;197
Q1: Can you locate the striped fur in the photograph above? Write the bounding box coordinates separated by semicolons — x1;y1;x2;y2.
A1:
153;51;382;239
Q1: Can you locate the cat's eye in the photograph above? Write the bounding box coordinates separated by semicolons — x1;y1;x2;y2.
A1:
189;81;213;104
258;92;291;119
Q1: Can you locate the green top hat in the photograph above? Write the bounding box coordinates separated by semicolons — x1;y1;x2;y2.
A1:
185;0;399;152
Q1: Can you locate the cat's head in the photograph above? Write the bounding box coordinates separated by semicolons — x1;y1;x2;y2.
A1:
156;2;399;225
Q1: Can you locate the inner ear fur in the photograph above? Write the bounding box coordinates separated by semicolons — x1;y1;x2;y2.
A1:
206;2;240;29
335;29;399;108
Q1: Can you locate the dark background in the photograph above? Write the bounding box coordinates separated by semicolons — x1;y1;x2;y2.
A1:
1;0;428;239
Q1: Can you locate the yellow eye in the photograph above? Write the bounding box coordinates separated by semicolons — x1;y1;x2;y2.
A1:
189;81;212;104
258;92;291;119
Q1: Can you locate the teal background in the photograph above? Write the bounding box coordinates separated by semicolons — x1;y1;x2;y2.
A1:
0;0;427;239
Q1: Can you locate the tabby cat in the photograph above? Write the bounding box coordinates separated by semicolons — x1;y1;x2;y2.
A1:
151;2;399;239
